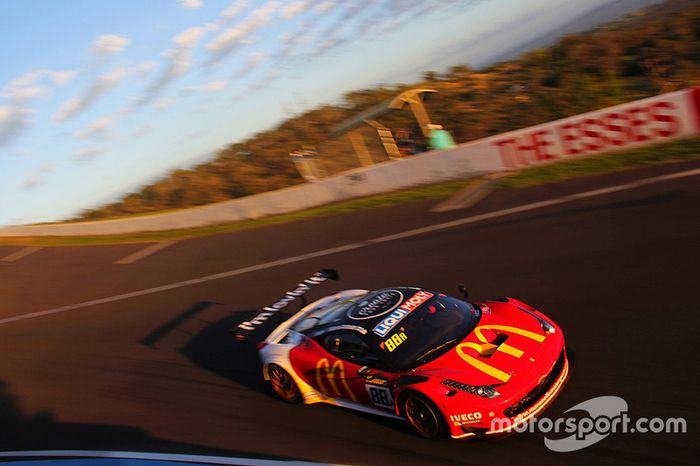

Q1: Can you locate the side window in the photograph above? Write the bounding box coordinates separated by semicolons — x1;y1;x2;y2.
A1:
324;332;366;360
323;332;382;368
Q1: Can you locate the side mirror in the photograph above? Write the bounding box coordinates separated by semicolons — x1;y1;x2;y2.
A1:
356;366;388;385
357;366;372;378
458;284;469;299
320;268;340;281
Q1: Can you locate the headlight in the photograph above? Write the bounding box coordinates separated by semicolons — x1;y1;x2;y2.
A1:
516;305;556;334
540;320;556;334
441;379;501;398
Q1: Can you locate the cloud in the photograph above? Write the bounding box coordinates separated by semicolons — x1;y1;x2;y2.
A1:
154;97;174;109
250;68;280;91
50;70;77;85
90;34;130;58
134;61;157;76
114;102;136;117
2;69;74;100
178;86;197;97
0;105;29;148
204;80;227;92
347;0;422;38
3;71;51;102
178;129;208;143
206;1;281;65
368;0;458;39
136;23;217;106
281;0;314;19
315;1;335;13
131;124;152;138
75;116;113;140
9;71;43;88
307;1;371;57
75;146;105;160
0;69;63;147
231;50;269;78
306;0;440;59
180;0;204;8
227;67;279;102
5;85;50;101
21;164;54;190
272;17;321;63
174;23;217;48
220;0;250;23
246;50;268;68
55;66;128;121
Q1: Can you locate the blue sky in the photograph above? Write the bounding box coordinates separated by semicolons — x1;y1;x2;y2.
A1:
0;0;631;226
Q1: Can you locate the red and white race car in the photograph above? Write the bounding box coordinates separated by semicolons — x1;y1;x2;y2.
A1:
233;269;570;439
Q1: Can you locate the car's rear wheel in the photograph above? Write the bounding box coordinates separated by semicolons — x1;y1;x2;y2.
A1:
268;364;302;403
402;392;447;439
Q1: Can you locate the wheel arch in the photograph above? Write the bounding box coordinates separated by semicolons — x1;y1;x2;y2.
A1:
394;386;445;419
395;386;450;439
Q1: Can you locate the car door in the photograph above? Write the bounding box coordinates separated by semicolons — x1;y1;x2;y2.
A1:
290;333;363;402
292;333;402;412
290;331;397;411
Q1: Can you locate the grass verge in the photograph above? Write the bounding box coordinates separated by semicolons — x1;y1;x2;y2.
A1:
2;136;699;247
0;179;477;246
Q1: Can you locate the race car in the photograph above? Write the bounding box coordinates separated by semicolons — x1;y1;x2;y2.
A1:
233;269;569;439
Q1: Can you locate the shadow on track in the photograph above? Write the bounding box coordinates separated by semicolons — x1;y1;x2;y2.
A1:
155;303;420;437
180;309;273;395
139;301;287;396
0;379;307;461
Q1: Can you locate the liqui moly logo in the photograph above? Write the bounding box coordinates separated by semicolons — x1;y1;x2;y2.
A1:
400;290;433;312
373;290;433;336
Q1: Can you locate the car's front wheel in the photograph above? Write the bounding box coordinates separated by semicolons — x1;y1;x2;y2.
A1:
402;391;447;439
267;364;302;403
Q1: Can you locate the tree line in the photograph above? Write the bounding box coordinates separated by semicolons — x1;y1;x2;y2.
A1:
76;0;700;221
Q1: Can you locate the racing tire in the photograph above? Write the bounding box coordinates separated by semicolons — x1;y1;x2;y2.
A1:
402;391;448;439
268;364;302;404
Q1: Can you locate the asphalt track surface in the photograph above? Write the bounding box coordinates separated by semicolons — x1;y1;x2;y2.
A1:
0;161;698;465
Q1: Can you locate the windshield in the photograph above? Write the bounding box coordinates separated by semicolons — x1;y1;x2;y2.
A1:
292;294;367;333
377;295;481;371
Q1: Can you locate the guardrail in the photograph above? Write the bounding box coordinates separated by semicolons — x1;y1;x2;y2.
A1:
2;87;698;237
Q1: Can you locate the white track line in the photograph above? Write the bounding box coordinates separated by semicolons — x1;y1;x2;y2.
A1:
1;246;42;262
0;450;329;465
0;167;697;327
115;241;176;264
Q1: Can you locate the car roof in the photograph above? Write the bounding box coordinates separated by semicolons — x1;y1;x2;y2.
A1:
304;286;440;342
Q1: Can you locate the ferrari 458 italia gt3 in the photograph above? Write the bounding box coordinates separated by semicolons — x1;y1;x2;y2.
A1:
233;269;569;439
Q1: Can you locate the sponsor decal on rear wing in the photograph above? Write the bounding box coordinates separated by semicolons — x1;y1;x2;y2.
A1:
232;268;339;342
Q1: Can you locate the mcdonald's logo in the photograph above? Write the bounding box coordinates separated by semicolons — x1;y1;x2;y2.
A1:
456;325;545;383
315;358;357;401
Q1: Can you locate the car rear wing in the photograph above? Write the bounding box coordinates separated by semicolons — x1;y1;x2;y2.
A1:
232;268;339;342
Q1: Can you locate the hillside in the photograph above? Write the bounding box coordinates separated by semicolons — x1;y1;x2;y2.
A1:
76;0;700;221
